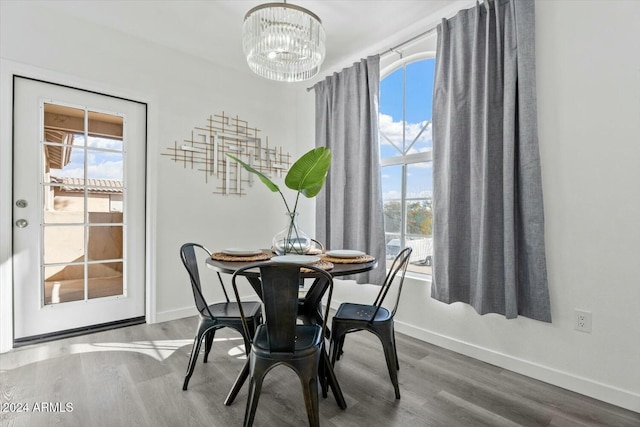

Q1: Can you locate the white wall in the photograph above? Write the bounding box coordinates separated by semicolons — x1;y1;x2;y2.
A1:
2;0;639;414
0;2;311;344
324;0;640;413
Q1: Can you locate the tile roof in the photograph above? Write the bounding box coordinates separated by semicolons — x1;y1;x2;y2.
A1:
51;176;124;194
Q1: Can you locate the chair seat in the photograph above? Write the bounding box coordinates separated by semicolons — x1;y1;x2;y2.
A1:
334;303;392;323
252;324;322;356
203;301;261;319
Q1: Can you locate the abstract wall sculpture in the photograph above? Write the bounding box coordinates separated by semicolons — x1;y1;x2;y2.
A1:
163;112;291;196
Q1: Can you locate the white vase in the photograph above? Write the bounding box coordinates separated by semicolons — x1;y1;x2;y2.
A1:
272;212;311;255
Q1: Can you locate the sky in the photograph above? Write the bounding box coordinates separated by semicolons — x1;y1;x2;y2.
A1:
50;135;124;182
379;57;435;202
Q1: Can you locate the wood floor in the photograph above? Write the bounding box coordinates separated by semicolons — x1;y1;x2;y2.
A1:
1;317;638;427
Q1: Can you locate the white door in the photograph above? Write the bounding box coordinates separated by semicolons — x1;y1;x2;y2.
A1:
13;77;146;340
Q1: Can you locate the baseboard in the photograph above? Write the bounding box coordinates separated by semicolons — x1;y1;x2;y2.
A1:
156;306;197;323
162;298;640;413
394;320;640;414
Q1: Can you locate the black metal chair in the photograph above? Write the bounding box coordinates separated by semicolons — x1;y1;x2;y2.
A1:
329;247;412;399
180;243;262;391
231;262;334;427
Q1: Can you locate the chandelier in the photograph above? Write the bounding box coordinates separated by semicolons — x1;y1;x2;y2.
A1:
242;1;326;82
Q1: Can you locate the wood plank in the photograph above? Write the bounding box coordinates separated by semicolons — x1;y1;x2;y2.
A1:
1;316;638;426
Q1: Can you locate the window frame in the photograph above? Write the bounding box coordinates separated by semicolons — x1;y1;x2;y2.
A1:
379;52;436;275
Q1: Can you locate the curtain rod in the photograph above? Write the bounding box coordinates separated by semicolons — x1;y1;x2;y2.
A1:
307;24;438;91
380;25;438;57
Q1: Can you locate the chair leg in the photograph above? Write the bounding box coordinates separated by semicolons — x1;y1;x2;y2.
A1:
243;322;254;356
381;334;401;399
183;332;205;390
336;335;346;361
318;353;328;398
243;375;263;427
301;376;320;427
392;331;400;371
203;329;216;363
329;332;342;366
225;358;250;406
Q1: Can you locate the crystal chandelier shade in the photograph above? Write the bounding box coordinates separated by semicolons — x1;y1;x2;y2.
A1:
243;2;326;82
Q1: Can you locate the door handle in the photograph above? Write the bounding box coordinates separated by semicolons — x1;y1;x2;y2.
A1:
15;219;28;228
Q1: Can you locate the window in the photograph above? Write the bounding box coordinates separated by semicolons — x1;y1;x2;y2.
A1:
379;53;435;275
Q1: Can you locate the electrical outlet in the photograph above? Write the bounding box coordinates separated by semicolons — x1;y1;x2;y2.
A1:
574;309;592;333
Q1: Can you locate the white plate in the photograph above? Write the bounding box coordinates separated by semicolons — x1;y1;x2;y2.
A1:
271;255;320;264
221;249;263;256
326;249;366;258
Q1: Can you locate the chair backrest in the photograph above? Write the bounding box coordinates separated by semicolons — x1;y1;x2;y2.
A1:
370;247;413;321
310;239;325;252
180;243;219;317
232;262;333;353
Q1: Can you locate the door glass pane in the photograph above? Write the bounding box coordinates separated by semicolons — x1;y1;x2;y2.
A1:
88;111;123;147
44;265;85;305
43;185;84;224
43;103;84;144
40;104;129;306
43;225;85;264
87;226;123;261
87;149;124;181
88;262;124;299
46;142;85;182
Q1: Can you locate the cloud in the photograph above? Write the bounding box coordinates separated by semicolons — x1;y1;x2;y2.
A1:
379;113;432;154
52;155;124;181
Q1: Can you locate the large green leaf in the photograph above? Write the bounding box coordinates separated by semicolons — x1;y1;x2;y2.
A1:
285;147;332;198
225;154;280;193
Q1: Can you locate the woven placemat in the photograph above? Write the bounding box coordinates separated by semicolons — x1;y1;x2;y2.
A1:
211;252;272;262
321;254;375;264
301;260;334;272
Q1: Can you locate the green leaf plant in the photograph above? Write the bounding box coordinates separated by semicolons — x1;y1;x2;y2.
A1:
226;147;332;216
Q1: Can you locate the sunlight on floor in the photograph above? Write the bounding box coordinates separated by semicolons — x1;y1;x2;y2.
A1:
0;336;246;372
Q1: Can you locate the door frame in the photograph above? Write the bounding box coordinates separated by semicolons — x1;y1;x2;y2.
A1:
0;59;158;353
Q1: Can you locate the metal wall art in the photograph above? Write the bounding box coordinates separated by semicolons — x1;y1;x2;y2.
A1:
163;112;291;196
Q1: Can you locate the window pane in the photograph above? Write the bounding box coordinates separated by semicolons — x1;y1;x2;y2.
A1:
44;225;84;264
87;149;123;181
88;262;124;300
406;162;433;201
381;165;402;234
88;111;123;146
379;56;435;276
86;135;123;151
43;184;85;225
46;142;85;181
44;265;85;305
380;67;405;158
380;67;404;122
380;115;405;160
43;103;84;143
87;226;123;261
405;60;435;154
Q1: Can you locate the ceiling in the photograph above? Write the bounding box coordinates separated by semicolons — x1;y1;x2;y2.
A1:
39;0;470;81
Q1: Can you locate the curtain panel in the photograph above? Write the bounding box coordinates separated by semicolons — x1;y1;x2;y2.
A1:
313;55;386;285
431;0;551;321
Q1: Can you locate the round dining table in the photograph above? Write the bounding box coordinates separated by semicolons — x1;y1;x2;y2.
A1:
205;249;377;410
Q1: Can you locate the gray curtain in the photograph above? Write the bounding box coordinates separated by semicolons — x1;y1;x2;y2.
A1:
431;0;551;321
313;55;386;285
